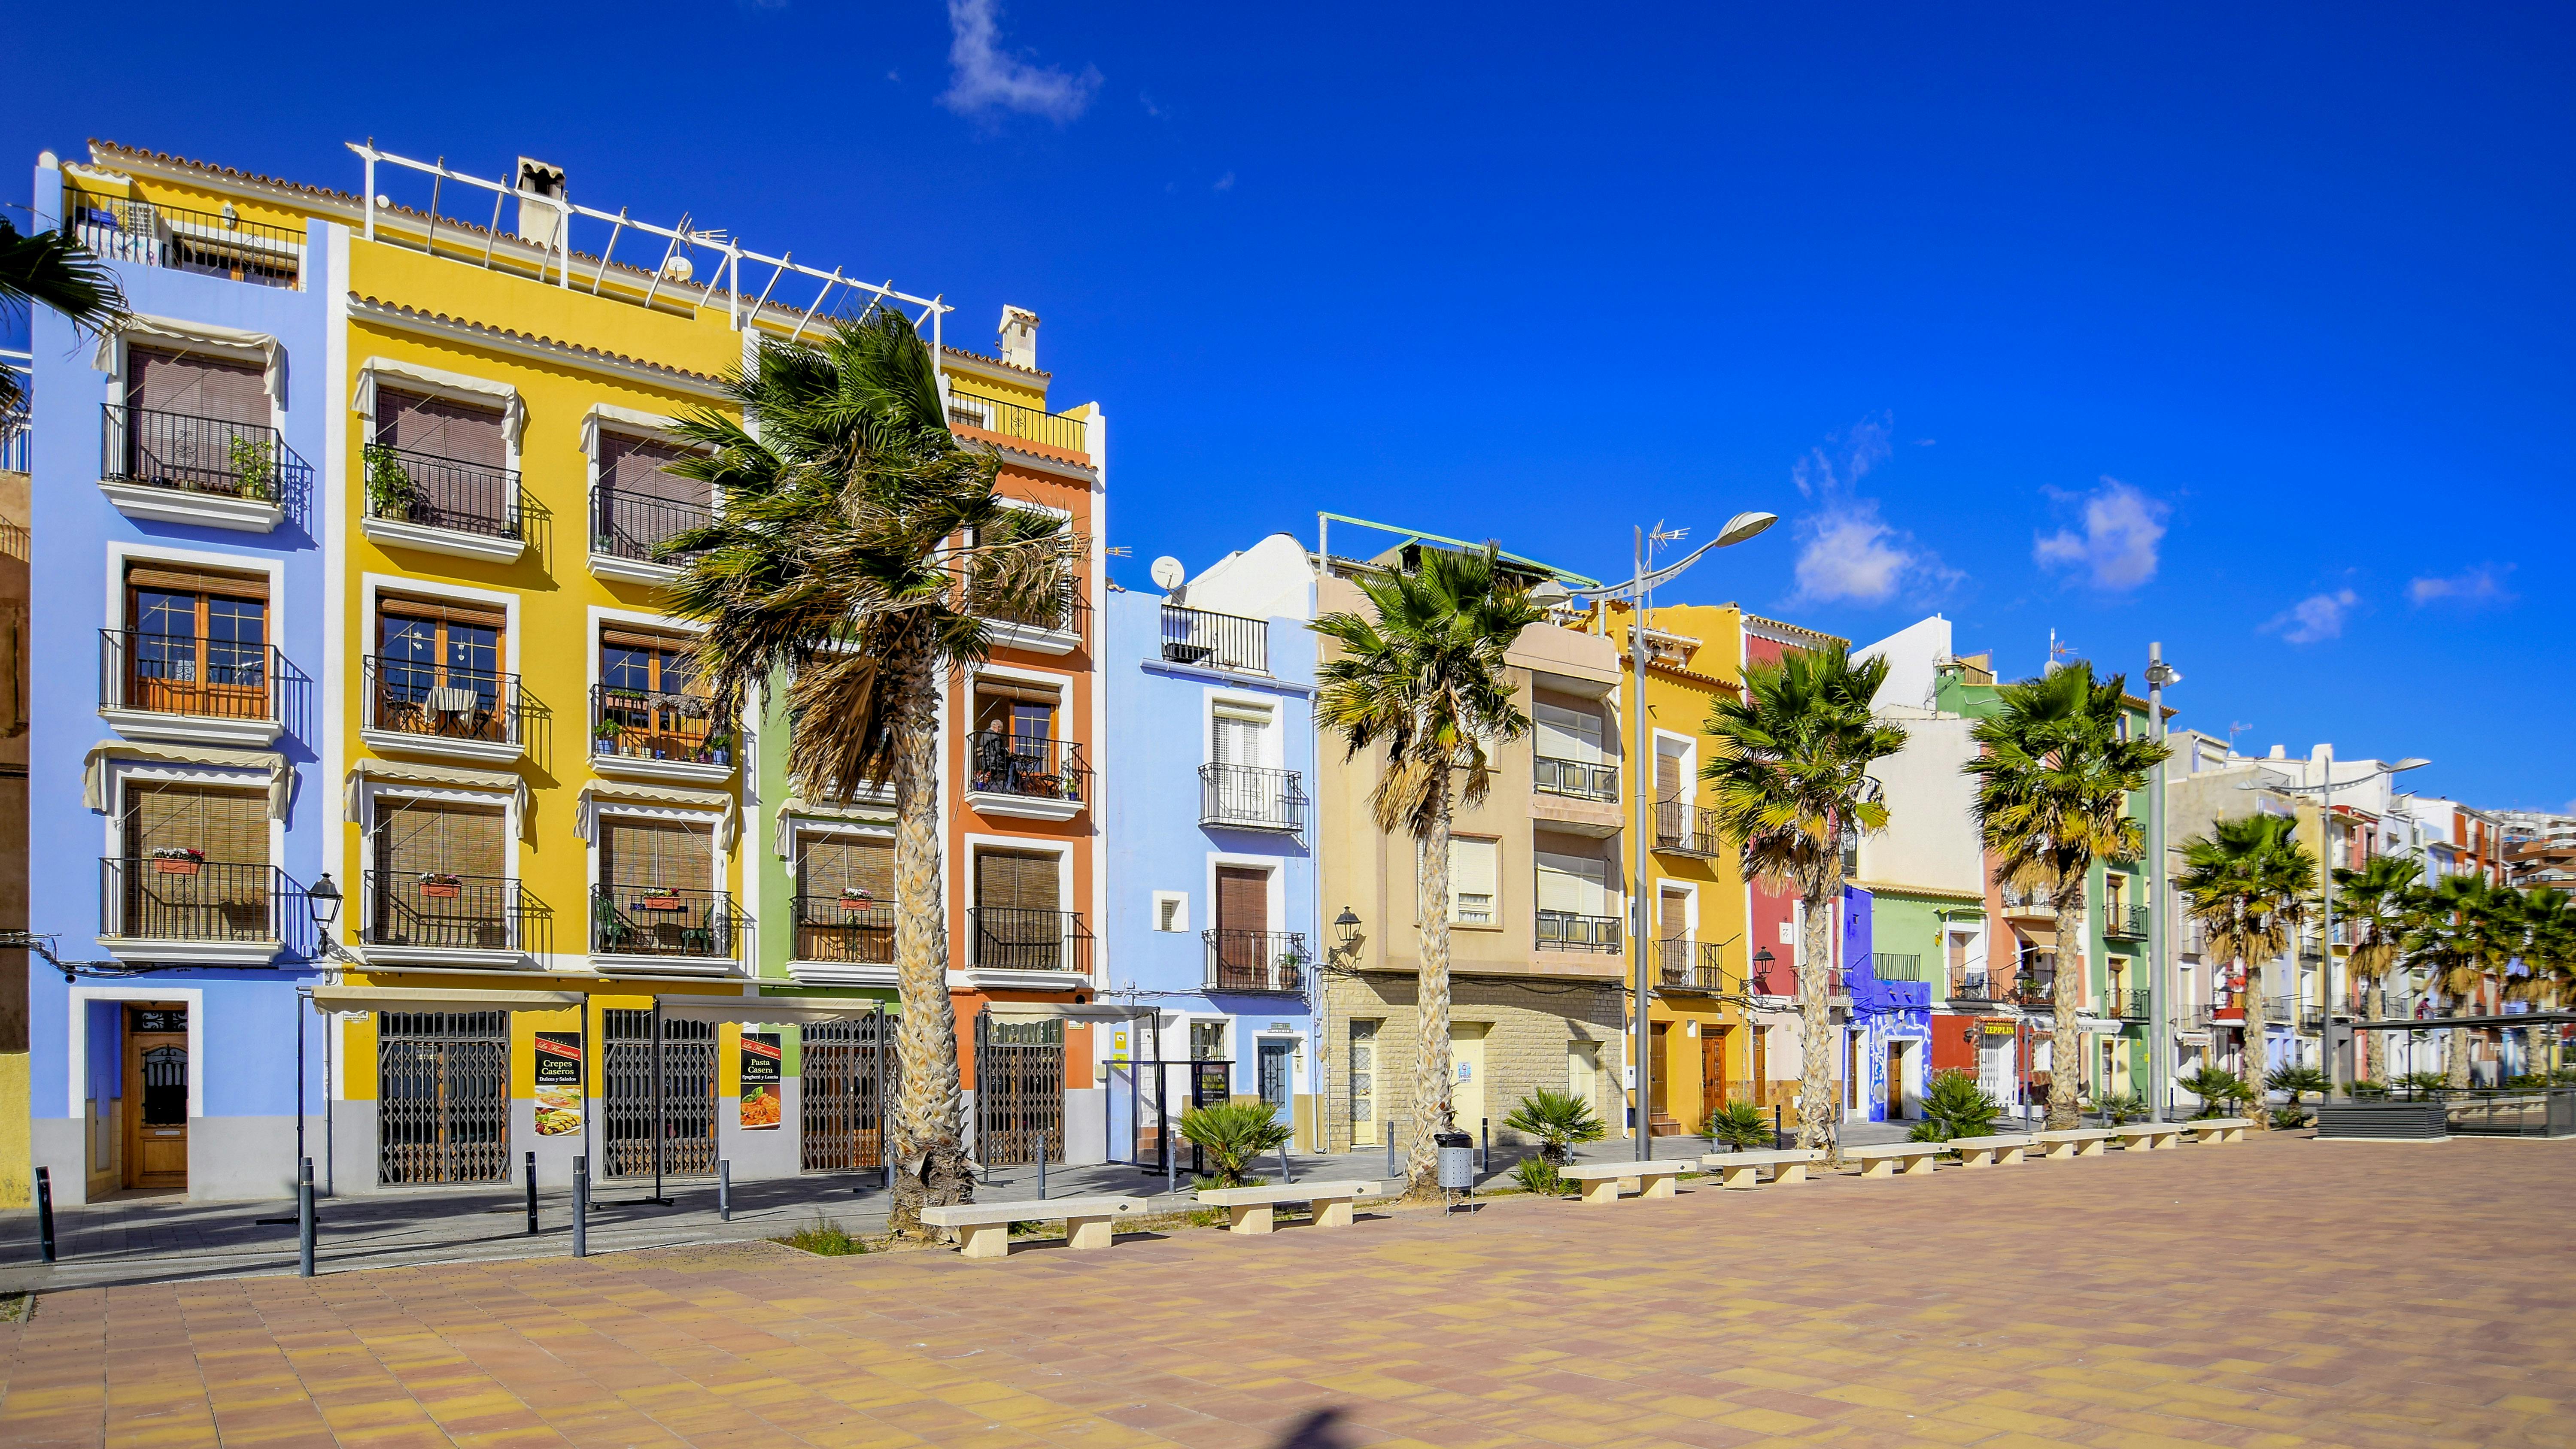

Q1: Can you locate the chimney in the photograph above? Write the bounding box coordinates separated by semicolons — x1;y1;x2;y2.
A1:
2267;745;2287;759
998;305;1040;370
514;157;567;247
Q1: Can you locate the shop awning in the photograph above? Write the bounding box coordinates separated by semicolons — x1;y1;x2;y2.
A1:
2013;927;2058;950
984;1002;1145;1022
656;996;887;1025
310;985;580;1014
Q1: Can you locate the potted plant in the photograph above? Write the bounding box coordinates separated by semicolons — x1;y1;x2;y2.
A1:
228;435;276;502
637;885;683;911
150;846;205;876
418;872;463;899
363;444;424;518
703;731;732;766
838;887;875;910
591;717;622;747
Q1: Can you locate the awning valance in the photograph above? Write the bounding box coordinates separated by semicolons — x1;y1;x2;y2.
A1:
85;740;291;820
580;401;692;455
983;1002;1142;1023
578;780;737;850
656;996;887;1025
346;759;532;840
97;313;285;403
354;356;526;447
310;985;580;1014
772;794;894;857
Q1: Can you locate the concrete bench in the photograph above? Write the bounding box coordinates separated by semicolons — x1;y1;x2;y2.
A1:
1843;1143;1944;1178
1194;1180;1383;1234
2111;1123;2183;1151
2031;1128;2113;1160
2183;1117;2251;1144
1947;1134;2034;1167
918;1195;1146;1260
1697;1149;1824;1189
1558;1161;1689;1204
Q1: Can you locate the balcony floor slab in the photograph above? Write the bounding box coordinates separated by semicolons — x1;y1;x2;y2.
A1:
98;707;283;748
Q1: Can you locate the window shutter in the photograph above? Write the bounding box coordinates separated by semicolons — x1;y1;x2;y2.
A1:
130;348;266;425
600;818;713;887
1215;867;1267;935
1534;850;1608;915
799;835;892;903
1447;837;1499;924
975;851;1059;912
125;784;266;863
1655;748;1683;802
1534;703;1603;764
1212;714;1263;766
375;388;506;466
599;433;710;507
373;799;507;879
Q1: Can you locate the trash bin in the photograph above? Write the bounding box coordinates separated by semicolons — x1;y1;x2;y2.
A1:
1434;1131;1476;1190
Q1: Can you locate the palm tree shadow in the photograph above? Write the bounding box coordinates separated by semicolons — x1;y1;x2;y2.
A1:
1270;1408;1356;1449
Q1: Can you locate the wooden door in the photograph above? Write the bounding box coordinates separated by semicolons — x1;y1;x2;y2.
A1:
1885;1040;1906;1118
1448;1025;1486;1134
124;1009;189;1190
1649;1022;1671;1116
1703;1027;1729;1110
1750;1026;1768;1107
1212;866;1269;986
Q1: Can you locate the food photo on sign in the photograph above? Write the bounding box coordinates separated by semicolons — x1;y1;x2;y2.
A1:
534;1031;583;1135
740;1031;783;1129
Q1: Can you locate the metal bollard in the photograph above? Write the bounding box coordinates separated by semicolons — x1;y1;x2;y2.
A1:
35;1166;57;1264
1276;1140;1295;1185
1479;1117;1489;1175
1036;1151;1046;1201
572;1156;589;1258
525;1152;539;1235
718;1160;732;1222
297;1157;316;1278
1385;1122;1398;1182
1773;1104;1783;1151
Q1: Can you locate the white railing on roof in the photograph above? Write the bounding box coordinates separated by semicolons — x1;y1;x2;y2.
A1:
346;143;948;358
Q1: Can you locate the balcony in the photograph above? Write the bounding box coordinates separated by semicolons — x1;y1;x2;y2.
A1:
1537;910;1622;955
946;393;1090;455
361;443;530;563
591;685;735;785
2010;975;2057;1009
973;582;1089;656
98;857;292;965
2105;905;2149;941
1533;756;1618;802
1866;952;1926;983
1999;885;2055;919
792;895;895;976
1532;758;1624;837
966;907;1093;984
592;885;736;966
1656;939;1733;992
2261;994;2298;1025
98;404;302;533
964;732;1090;822
1203;929;1309;994
98;628;282;747
358;870;549;967
1947;971;2012;1002
362;656;528;765
1158;604;1268;674
2102;988;2150;1020
66;186;303;289
1200;762;1305;833
587;484;707;585
1653;800;1724;858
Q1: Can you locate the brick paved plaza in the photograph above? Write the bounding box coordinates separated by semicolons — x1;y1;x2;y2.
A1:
2;1136;2570;1449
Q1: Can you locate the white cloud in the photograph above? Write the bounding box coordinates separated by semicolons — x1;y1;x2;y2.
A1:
2408;563;2514;609
2033;477;2167;591
940;0;1100;123
2264;589;2361;645
1212;171;1236;192
1786;415;1954;605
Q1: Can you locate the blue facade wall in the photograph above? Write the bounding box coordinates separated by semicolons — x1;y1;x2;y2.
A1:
1842;885;1932;1122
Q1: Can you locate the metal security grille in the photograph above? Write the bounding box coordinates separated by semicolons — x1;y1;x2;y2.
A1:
377;1012;510;1185
974;1015;1063;1167
602;1009;717;1179
801;1013;896;1172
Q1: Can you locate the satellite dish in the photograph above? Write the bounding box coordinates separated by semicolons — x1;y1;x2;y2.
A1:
1150;556;1186;591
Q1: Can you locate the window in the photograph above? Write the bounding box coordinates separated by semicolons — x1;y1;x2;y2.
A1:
592;431;711;561
124;782;266;864
374;596;506;738
1536;849;1611;916
1448;837;1499;925
796;831;893;963
975;849;1066;969
596;627;717;761
975;849;1061;913
1211;704;1270;767
601;818;713;890
975;683;1058;742
115;782;270;940
374;389;505;467
367;798;511;948
120;562;268;717
130;346;266;423
1191;1019;1228;1062
595;816;723;957
1534;701;1604;763
1152;891;1187;932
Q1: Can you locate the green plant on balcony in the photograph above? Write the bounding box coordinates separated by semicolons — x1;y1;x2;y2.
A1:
591;717;623;742
1504;1088;1606;1165
363;445;424;518
227;435;275;501
1907;1068;2004;1143
1176;1100;1292;1189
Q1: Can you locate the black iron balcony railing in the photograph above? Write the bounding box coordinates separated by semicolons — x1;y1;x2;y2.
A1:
793;895;894;965
592;684;731;767
593;885;735;958
1534;756;1619;802
66;186;304;288
966;731;1091;804
2010;975;2057;1009
1537;910;1622;954
2300;1004;2326;1033
100;404;306;502
1203;929;1309;993
360;870;546;953
1199;762;1306;832
946;393;1089;453
2105;905;2150;940
2102;987;2151;1020
364;656;525;746
1158;603;1268;674
1870;952;1930;983
1653;799;1722;857
1948;972;2011;1001
99;629;278;723
1656;939;1732;991
2001;885;2055;912
968;906;1093;973
364;442;524;542
972;582;1090;643
2261;994;2298;1024
588;483;708;566
100;857;292;942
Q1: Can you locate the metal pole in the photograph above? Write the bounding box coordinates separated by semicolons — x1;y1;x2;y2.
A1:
1036;1148;1046;1201
2147;645;2170;1122
1631;527;1652;1160
651;997;665;1203
35;1166;56;1263
295;989;307;1186
2320;747;2336;1094
719;1159;732;1222
1385;1115;1398;1182
1277;1140;1295;1185
877;1005;892;1193
525;1152;538;1235
572;1155;589;1257
1479;1116;1489;1175
297;1157;316;1278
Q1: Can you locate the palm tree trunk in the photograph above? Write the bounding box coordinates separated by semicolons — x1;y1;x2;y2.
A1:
2242;954;2270;1128
885;664;970;1237
2360;975;2384;1084
1404;783;1457;1203
1795;879;1839;1159
2048;878;2085;1131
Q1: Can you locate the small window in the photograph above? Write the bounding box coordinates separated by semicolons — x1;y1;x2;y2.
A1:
1448;837;1499;925
1152;891;1187;933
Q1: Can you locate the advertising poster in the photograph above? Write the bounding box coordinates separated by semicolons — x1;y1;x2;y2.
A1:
534;1032;583;1136
740;1032;783;1130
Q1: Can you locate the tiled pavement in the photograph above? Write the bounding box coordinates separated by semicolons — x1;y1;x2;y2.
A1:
5;1136;2573;1448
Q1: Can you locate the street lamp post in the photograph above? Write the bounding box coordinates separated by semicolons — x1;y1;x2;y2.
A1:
2142;648;2179;1122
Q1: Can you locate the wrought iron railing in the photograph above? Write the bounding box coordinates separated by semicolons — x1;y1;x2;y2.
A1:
100;404;305;501
967;906;1092;973
1537;910;1622;954
793;895;894;964
966;731;1091;803
2001;884;2055;911
1871;952;1929;982
1199;762;1305;832
1158;603;1268;673
2262;994;2298;1024
588;483;708;565
2102;988;2151;1020
1202;929;1309;993
593;885;735;958
2105;905;2150;940
592;684;731;766
1656;939;1731;991
65;186;304;288
945;393;1089;452
1949;972;2011;1001
361;870;545;953
363;442;524;541
1534;755;1619;801
972;582;1089;642
100;858;290;941
2010;974;2057;1009
1654;799;1722;856
99;629;278;722
364;656;525;746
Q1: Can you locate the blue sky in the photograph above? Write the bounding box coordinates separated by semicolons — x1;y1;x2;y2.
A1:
8;3;2570;810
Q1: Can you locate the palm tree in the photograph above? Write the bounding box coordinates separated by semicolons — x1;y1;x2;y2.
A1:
1311;544;1543;1200
2334;854;2421;1084
1703;646;1908;1158
1963;663;2169;1131
1;217;129;412
2175;815;2314;1127
2517;890;2575;1076
659;309;1078;1237
2406;875;2490;1087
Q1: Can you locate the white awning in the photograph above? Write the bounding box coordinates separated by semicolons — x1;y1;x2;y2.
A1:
86;740;292;820
98;313;285;403
310;985;580;1014
354;356;526;446
577;779;737;850
346;758;533;840
983;1002;1145;1023
656;997;885;1025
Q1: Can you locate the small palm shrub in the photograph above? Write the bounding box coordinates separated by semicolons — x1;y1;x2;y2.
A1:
1504;1088;1606;1166
2181;1067;2251;1117
2094;1088;2149;1125
2394;1070;2450;1100
773;1214;866;1256
2350;1078;2389;1098
1908;1069;2003;1143
2266;1064;2330;1108
1510;1156;1567;1196
2269;1106;2312;1130
1707;1100;1774;1150
1177;1100;1293;1188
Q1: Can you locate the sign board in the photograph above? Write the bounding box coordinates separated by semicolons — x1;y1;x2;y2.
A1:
1979;1020;2019;1037
534;1032;583;1136
739;1032;783;1130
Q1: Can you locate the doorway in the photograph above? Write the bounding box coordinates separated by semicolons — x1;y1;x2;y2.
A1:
1648;1022;1674;1134
1885;1039;1910;1119
1702;1026;1730;1120
1449;1023;1488;1135
1349;1020;1381;1148
123;1005;188;1191
1258;1038;1294;1111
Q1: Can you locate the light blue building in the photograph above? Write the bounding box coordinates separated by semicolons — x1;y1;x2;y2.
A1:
1100;535;1322;1161
24;150;333;1203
